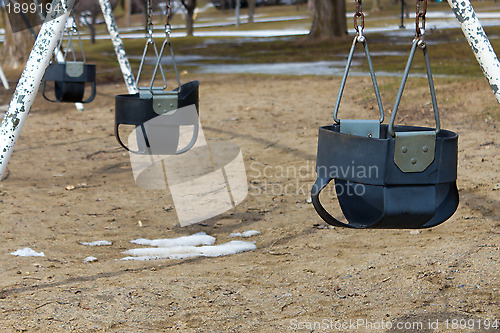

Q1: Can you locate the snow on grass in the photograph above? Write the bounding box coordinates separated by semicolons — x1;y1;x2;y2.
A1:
10;248;45;257
230;230;261;238
121;240;256;261
79;240;112;246
130;232;215;247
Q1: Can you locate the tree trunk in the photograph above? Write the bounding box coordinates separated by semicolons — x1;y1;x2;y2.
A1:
235;0;240;27
183;0;196;36
1;18;34;70
309;0;347;39
248;0;255;23
372;0;381;11
90;11;98;44
124;0;132;26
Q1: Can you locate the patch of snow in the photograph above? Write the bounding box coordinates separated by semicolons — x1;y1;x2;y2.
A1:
130;232;216;247
79;240;112;246
83;256;98;263
121;241;256;261
10;248;45;257
230;230;261;238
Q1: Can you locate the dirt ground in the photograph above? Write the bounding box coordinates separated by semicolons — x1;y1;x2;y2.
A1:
0;73;498;332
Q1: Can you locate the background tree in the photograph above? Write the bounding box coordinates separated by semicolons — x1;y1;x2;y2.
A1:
309;0;347;39
1;18;34;69
248;0;255;23
74;0;118;44
123;0;132;26
180;0;196;36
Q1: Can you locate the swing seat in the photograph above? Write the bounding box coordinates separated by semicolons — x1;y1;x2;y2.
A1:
115;80;200;155
42;62;96;103
311;124;459;229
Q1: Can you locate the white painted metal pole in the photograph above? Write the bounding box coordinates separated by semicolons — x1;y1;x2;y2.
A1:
0;64;9;90
98;0;138;94
0;0;75;179
448;0;500;103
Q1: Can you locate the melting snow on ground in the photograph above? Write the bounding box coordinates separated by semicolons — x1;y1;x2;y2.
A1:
83;256;98;263
230;230;261;238
122;232;257;261
10;247;45;257
79;240;113;246
131;232;215;247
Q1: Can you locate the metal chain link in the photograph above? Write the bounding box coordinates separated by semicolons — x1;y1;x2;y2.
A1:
415;0;427;38
165;0;172;35
354;0;365;34
147;0;154;40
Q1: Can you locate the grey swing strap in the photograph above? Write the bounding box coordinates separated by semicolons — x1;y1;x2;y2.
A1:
388;0;440;137
60;17;86;63
333;0;384;125
136;0;167;89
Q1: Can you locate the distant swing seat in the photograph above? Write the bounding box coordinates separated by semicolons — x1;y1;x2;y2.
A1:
115;81;200;155
42;62;96;103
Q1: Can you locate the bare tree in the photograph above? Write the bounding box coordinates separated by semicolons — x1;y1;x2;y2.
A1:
180;0;196;36
372;0;381;11
123;0;132;26
74;0;118;44
1;19;34;69
248;0;255;23
1;0;42;70
309;0;347;39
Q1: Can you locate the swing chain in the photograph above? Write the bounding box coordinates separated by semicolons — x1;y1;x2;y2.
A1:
165;0;172;35
147;0;154;41
415;0;427;40
354;0;365;35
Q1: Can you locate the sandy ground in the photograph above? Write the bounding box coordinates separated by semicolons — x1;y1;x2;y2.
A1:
0;73;498;332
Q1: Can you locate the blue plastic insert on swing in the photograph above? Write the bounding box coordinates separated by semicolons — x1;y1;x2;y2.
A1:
42;21;96;104
311;35;459;229
115;28;199;155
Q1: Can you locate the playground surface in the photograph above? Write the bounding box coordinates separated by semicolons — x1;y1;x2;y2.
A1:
0;71;498;331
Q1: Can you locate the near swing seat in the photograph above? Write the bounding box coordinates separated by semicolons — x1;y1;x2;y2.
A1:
312;124;459;229
42;62;96;103
115;80;200;154
310;10;459;229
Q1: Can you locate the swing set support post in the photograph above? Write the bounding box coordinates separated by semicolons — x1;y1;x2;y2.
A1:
0;0;75;179
448;0;500;103
98;0;138;94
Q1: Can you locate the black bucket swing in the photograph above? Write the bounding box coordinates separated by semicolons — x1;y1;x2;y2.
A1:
42;18;96;104
311;0;459;229
115;0;199;155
